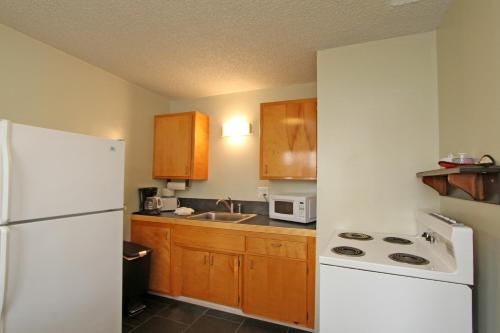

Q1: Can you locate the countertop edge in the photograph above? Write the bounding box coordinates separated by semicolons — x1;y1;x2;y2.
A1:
130;214;316;237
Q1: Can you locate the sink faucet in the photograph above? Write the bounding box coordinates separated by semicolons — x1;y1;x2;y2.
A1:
216;197;234;214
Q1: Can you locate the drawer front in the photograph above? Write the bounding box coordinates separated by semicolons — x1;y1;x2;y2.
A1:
246;237;307;260
174;226;245;252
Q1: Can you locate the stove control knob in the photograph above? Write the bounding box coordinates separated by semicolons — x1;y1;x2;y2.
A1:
428;233;436;243
422;232;435;243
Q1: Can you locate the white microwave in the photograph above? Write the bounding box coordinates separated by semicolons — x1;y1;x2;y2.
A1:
269;194;317;223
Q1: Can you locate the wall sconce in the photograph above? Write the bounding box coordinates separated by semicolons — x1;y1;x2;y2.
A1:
222;119;252;137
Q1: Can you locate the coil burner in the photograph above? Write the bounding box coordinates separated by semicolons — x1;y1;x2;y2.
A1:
332;246;365;257
383;237;413;245
338;232;374;241
389;253;429;265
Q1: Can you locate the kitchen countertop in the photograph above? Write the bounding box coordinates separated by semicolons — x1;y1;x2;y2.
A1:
131;211;316;237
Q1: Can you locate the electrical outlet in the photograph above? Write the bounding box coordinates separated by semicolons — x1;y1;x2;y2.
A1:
257;186;269;200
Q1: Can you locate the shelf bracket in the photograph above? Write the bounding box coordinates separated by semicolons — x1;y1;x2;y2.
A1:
448;174;485;201
422;176;448;196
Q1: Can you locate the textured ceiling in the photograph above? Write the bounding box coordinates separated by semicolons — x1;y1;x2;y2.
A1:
0;0;451;99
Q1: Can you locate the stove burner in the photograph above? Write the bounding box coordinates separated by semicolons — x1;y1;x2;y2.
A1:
389;253;429;265
383;237;413;245
332;246;365;257
338;232;373;241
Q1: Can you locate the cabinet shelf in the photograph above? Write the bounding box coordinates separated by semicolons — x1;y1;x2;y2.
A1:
417;166;500;204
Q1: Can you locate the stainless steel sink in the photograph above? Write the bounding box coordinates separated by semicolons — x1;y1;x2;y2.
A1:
187;211;256;223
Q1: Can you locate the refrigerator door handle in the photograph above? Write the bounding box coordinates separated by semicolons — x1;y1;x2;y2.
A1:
0;120;11;225
0;226;8;332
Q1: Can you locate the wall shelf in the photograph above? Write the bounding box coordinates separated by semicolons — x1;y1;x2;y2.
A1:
417;166;500;204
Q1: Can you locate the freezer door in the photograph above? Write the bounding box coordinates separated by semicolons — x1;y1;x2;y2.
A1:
2;211;122;333
0;121;124;223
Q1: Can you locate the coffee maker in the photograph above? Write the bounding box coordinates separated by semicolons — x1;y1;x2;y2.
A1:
137;187;162;215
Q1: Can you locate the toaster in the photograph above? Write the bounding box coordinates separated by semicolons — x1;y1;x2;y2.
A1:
161;197;179;212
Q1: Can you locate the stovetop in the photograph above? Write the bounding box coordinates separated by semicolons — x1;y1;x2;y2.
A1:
323;230;445;268
319;212;474;285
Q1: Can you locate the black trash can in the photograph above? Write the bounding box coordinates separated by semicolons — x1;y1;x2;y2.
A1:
123;241;152;316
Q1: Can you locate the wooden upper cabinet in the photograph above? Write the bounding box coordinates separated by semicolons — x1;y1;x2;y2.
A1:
260;98;317;180
153;111;209;179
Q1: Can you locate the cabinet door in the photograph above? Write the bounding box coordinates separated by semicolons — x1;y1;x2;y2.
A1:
153;113;193;178
260;99;317;179
208;253;240;307
180;248;210;299
131;223;171;294
243;255;307;325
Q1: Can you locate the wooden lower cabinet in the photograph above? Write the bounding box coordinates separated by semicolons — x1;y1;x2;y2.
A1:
131;222;171;294
180;247;210;299
179;247;241;307
131;219;315;329
209;252;240;307
243;255;308;326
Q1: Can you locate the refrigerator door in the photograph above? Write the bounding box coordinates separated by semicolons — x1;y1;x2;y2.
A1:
1;211;122;333
0;120;124;223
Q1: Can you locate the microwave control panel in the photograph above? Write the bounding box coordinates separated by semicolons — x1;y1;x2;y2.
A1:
297;202;305;217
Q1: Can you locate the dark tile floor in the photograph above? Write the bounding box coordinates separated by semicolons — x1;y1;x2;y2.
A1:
123;294;309;333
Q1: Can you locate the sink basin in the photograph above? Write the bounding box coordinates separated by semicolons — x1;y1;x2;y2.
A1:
187;212;256;223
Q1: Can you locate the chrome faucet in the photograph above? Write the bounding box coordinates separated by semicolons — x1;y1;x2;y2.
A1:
216;196;234;214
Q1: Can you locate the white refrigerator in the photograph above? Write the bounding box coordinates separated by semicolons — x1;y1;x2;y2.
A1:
0;120;125;333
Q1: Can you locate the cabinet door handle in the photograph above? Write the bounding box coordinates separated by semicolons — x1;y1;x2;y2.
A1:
250;259;254;270
270;243;282;248
165;232;169;241
185;166;189;175
203;255;207;265
210;254;214;266
264;165;268;175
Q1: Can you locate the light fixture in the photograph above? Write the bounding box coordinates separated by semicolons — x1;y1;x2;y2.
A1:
222;119;252;137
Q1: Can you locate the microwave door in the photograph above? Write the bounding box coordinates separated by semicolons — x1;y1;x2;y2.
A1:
274;200;294;215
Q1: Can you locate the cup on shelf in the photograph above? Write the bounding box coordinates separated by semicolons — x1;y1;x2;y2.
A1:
452;153;475;165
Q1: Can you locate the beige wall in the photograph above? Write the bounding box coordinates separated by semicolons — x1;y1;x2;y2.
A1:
437;1;500;332
316;31;440;253
0;24;169;239
169;83;317;201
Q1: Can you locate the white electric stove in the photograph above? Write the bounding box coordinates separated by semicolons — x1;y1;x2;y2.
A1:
319;211;473;333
